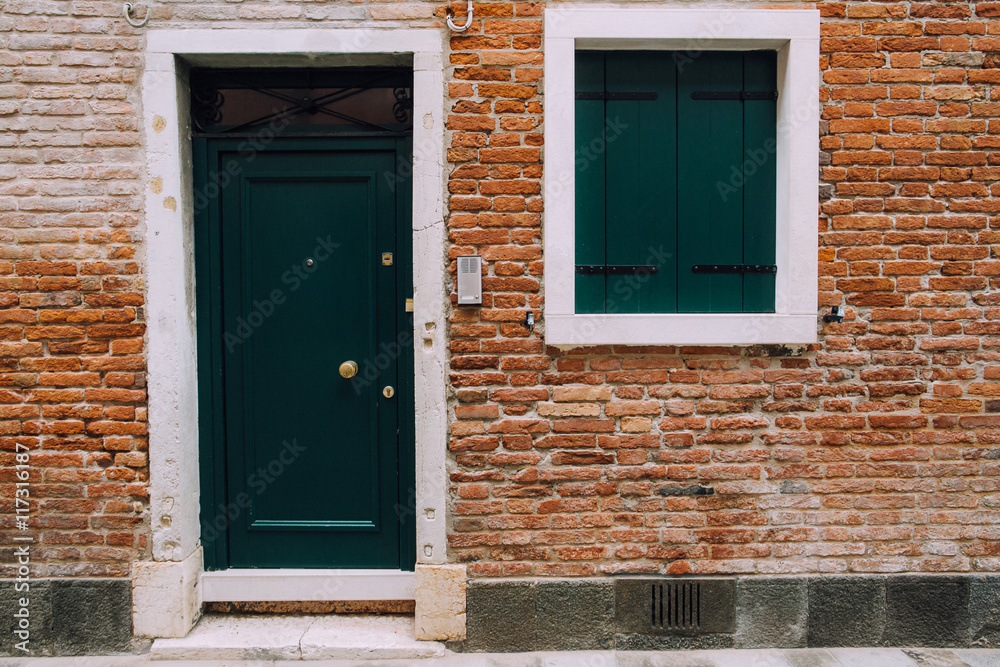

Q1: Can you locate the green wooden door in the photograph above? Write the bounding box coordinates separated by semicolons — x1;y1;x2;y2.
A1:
195;138;415;570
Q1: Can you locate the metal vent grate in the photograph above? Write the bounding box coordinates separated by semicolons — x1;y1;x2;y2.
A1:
615;578;735;636
651;581;700;629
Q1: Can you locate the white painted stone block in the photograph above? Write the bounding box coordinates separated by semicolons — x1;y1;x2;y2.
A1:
414;564;466;641
132;547;202;638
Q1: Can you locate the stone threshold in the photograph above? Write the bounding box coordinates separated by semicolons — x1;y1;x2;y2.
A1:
149;614;445;661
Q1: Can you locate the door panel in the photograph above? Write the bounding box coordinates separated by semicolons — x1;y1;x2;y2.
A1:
241;175;378;530
197;141;412;569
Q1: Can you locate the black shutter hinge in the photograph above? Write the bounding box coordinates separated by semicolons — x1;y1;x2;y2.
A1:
690;91;778;101
691;264;777;275
577;265;660;275
576;92;658;101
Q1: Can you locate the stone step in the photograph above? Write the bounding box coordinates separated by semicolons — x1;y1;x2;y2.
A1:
149;614;445;661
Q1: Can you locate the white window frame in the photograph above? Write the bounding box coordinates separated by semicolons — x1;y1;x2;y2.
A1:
543;6;821;346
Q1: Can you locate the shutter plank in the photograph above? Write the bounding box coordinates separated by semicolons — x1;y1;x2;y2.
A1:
677;52;745;313
637;51;678;313
604;51;678;314
742;50;778;313
575;50;607;314
605;51;643;314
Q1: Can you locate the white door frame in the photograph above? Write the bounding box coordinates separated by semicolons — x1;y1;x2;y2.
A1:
137;28;449;636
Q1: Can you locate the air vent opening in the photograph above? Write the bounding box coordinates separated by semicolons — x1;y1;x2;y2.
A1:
615;577;735;636
651;581;701;629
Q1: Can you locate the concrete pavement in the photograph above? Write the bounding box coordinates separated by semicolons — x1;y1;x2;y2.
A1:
5;648;1000;667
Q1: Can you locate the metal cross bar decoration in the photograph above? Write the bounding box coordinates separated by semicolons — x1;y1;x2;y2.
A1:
190;68;413;136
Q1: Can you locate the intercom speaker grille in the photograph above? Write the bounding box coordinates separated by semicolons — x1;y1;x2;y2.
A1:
615;578;735;635
456;255;483;305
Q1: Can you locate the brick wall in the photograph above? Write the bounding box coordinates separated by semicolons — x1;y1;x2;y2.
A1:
0;1;443;578
4;0;1000;581
0;1;147;577
446;0;1000;577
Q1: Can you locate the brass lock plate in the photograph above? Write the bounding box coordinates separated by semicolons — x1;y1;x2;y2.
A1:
382;386;395;398
381;252;393;266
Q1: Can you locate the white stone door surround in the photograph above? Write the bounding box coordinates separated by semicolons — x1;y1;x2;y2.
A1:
135;28;459;639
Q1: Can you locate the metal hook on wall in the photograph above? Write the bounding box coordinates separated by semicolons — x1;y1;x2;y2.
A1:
447;0;473;31
123;2;151;28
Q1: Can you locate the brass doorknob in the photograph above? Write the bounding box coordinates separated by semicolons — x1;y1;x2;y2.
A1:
339;361;358;379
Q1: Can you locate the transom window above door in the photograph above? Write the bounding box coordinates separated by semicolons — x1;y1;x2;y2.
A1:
189;68;413;135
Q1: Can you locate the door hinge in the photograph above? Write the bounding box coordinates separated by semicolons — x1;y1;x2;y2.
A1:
690;91;778;101
405;298;414;312
576;91;659;101
381;252;393;266
576;265;660;275
691;264;777;275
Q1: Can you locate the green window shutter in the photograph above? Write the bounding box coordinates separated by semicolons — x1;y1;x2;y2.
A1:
575;50;607;314
604;51;678;314
574;50;777;315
